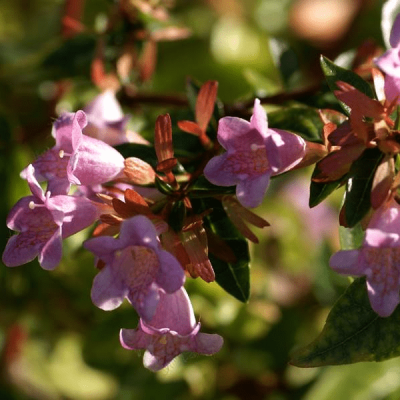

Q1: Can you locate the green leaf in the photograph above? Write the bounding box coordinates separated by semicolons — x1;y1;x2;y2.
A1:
209;241;250;303
309;180;342;208
154;176;175;195
344;148;383;227
268;106;324;143
188;176;236;198
290;277;400;367
309;164;344;208
339;223;365;250
320;56;375;115
168;201;186;232
198;198;250;302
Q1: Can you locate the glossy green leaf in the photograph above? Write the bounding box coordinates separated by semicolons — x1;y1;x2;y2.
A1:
309;180;342;208
320;56;375;115
209;240;250;303
309;164;344;208
154;176;175;195
168;201;186;232
291;277;400;367
188;176;236;198
198;198;250;302
344;148;383;227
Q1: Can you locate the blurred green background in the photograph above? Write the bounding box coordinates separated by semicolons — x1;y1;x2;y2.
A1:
3;0;400;399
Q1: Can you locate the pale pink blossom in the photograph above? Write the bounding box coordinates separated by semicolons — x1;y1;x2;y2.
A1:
204;99;305;208
330;197;400;317
120;287;223;371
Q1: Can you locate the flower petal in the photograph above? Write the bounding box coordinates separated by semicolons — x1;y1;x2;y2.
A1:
217;117;251;150
364;229;399;247
149;288;196;334
384;74;400;104
83;236;120;264
329;249;363;275
269;129;306;175
236;173;271;208
156;249;185;293
91;266;126;310
38;228;63;270
367;278;400;317
2;235;40;267
250;98;268;137
25;165;45;201
50;195;100;238
375;48;400;77
119;215;159;248
390;13;400;48
192;332;224;354
203;153;238;186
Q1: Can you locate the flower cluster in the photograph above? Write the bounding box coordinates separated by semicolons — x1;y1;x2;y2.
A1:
4;79;311;371
317;12;400;317
11;11;400;371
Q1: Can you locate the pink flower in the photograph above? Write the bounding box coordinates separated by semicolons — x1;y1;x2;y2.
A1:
330;197;400;317
84;215;185;321
120;287;223;371
204;99;305;208
21;111;125;194
83;90;131;146
375;14;400;103
3;165;101;270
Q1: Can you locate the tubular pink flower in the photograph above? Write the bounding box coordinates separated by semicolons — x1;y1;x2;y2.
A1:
84;215;185;321
204;99;305;208
330;197;400;317
2;165;101;270
120;287;223;371
21;111;125;194
375;14;400;103
83;90;131;146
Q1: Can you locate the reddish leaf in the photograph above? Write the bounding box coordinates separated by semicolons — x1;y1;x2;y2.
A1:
124;157;156;185
156;158;177;173
314;143;365;182
93;223;120;237
335;81;384;119
177;120;203;136
139;40;157;82
195;80;218;132
154;114;174;162
371;156;394;209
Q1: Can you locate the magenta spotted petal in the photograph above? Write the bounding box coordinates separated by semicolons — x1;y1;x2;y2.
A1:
84;215;185;321
204;99;305;208
330;197;400;317
120;288;223;371
3;165;101;270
